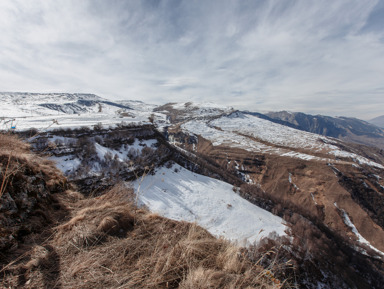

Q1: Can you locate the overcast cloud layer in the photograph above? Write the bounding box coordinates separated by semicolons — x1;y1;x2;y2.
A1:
0;0;383;119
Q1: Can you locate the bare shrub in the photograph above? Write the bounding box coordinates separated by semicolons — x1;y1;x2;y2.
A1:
93;122;103;130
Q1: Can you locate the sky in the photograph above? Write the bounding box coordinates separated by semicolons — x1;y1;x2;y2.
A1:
0;0;383;119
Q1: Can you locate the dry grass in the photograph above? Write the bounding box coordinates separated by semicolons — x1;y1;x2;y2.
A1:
0;133;29;198
0;132;68;253
1;184;290;288
0;132;63;172
0;132;30;155
0;133;66;195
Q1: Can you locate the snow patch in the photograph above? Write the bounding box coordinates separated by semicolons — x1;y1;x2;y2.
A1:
310;193;318;205
334;203;384;259
133;164;287;245
95;143;126;162
50;156;81;174
288;173;299;190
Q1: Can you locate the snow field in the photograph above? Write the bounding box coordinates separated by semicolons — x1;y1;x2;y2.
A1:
211;112;331;151
181;119;332;162
0;93;157;131
133;164;287;246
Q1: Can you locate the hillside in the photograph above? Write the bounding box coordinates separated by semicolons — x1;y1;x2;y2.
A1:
2;93;384;287
0;133;68;252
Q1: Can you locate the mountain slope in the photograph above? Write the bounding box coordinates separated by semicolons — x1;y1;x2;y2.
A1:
0;92;104;116
21;122;384;288
154;103;384;287
181;112;383;168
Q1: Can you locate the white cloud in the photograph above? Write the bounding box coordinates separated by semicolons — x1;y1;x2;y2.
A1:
0;0;383;119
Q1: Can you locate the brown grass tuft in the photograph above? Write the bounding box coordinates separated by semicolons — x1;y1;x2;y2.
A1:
54;187;135;252
0;132;29;155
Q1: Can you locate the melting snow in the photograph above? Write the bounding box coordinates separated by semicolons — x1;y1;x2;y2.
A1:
50;155;81;174
95;143;126;162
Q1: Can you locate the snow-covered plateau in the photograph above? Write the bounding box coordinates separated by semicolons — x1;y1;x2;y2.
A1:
0;92;163;131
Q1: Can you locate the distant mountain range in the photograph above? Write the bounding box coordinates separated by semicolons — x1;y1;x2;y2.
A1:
251;110;384;150
369;115;384;128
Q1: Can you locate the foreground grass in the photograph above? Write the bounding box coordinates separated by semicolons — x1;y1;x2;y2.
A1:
0;133;290;288
1;184;291;288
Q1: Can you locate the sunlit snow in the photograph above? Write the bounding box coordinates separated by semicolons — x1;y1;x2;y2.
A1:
133;164;287;246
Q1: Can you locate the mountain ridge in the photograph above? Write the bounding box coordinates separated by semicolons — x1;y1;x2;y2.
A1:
263;110;384;149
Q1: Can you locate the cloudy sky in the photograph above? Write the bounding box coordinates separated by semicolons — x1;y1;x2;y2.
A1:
0;0;383;119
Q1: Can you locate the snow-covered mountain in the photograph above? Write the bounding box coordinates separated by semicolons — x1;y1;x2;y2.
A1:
0;92;104;116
